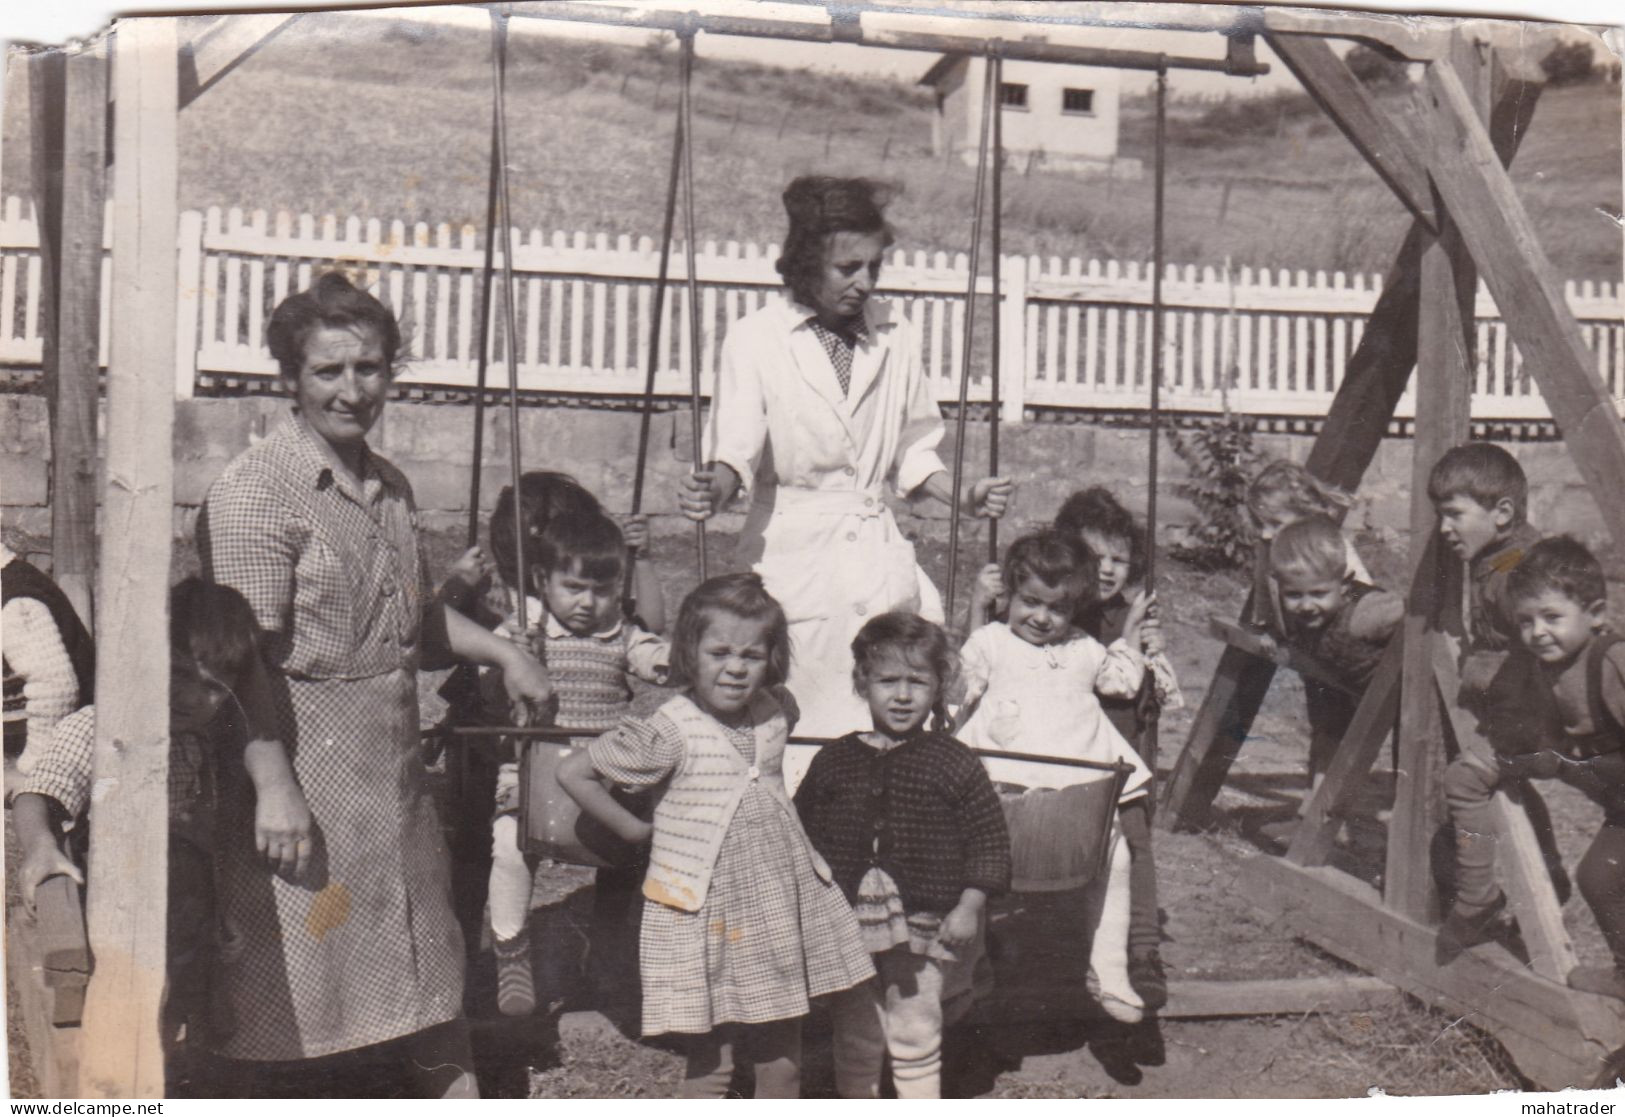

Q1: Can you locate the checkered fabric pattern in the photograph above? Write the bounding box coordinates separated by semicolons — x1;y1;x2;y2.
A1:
809;318;869;398
18;705;215;840
591;709;874;1036
199;414;464;1061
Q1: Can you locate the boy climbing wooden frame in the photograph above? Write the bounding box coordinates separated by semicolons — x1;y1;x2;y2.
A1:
1161;12;1625;1090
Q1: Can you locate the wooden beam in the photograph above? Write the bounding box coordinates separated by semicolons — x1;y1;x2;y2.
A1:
1265;33;1436;232
1416;58;1625;555
1285;637;1402;868
1260;8;1450;61
52;40;109;627
1158;639;1277;831
1242;856;1625;1091
7;898;84;1096
177;14;298;109
993;976;1398;1023
1207;618;1358;696
79;15;178;1101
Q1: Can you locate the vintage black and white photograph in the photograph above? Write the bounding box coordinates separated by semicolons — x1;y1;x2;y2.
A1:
2;0;1623;1100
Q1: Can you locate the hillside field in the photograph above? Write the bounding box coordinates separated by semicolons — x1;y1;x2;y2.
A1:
3;12;1620;279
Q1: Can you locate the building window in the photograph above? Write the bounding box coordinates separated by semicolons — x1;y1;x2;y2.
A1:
1062;88;1095;115
999;82;1029;109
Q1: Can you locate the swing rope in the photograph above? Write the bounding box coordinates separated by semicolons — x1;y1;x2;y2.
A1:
1144;58;1168;590
676;28;708;581
986;48;1004;576
942;52;998;626
466;108;501;550
488;8;529;634
625;43;688;615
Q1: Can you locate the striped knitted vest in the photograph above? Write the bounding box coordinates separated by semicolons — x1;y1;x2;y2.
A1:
643;690;830;913
546;626;635;733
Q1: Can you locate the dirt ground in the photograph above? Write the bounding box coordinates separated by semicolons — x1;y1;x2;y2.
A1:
10;523;1611;1098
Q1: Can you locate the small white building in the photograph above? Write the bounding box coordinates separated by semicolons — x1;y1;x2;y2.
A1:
919;54;1137;177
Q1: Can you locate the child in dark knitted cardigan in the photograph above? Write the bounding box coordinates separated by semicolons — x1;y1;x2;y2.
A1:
796;612;1011;1099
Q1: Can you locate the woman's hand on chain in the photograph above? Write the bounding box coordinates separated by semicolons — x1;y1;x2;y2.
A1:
966;476;1014;518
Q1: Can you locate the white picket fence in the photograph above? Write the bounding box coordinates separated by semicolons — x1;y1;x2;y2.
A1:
2;195;1623;424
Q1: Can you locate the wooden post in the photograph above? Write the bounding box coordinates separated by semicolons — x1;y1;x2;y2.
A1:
79;15;178;1100
52;41;110;626
999;252;1027;424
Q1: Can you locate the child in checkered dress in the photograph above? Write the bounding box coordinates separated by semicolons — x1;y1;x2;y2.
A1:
796;612;1010;1099
559;573;875;1098
13;578;263;1060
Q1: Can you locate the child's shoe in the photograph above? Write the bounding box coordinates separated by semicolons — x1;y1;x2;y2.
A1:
494;930;536;1016
1568;966;1625;1000
1127;948;1169;1012
1087;967;1145;1024
1436;891;1508;961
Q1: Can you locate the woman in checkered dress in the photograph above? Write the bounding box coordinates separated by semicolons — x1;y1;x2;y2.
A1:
676;177;1012;780
197;274;552;1096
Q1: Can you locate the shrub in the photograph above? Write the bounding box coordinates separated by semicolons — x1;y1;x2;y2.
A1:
1541;42;1598;87
1169;411;1263;571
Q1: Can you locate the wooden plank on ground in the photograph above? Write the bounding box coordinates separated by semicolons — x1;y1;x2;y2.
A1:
1286;637;1403;868
7;901;83;1095
79;15;179;1102
34;875;92;983
1266;33;1436;231
1241;855;1625;1091
1417;58;1625;557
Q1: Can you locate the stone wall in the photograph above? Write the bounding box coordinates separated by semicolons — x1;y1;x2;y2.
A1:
2;394;1615;572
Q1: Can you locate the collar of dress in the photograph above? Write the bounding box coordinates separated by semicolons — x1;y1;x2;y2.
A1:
281;411;381;501
543;606;624;641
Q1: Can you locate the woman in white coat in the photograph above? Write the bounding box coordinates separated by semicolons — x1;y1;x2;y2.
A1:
678;177;1010;770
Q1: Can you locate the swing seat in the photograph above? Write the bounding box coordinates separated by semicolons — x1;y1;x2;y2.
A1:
519;737;649;869
997;771;1126;892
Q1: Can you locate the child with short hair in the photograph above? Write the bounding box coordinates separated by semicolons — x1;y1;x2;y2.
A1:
13;578;279;1060
3;543;95;777
1494;537;1625;997
1052;486;1183;1009
1432;442;1558;950
1269;516;1403;783
559;573;875;1098
1246;460;1372;639
484;508;672;1016
957;530;1154;1023
796;612;1010;1099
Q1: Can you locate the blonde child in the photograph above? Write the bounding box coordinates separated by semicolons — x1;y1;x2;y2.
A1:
559;573;875;1098
957;530;1154;1023
1246;460;1371;640
796;612;1010;1098
481;509;673;1016
1268;516;1403;786
1052;486;1183;1010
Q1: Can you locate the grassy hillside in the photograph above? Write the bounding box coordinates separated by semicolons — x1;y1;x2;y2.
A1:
4;12;1620;279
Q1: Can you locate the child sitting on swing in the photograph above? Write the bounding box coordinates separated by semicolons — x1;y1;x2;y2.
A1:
958;530;1155;1023
1052;486;1183;1011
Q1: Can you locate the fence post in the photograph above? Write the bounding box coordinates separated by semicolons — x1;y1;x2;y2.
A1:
174;209;202;399
1000;251;1026;423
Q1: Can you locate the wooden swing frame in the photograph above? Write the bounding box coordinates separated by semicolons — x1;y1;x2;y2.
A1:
13;0;1623;1097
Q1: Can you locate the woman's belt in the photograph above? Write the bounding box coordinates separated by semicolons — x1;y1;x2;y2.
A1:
751;485;887;518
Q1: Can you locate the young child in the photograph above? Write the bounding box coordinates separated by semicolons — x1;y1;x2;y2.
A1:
795;612;1011;1099
957;530;1154;1023
1269;516;1404;785
1052;486;1183;1010
1432;442;1559;950
3;543;95;778
1495;537;1625;997
13;578;268;1059
484;508;672;1016
559;573;875;1099
1246;460;1372;639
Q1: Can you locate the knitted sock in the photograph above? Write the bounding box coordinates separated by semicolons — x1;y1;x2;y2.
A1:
1083;833;1142;1024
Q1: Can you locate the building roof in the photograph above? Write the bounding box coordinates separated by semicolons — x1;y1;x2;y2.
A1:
918;53;968;87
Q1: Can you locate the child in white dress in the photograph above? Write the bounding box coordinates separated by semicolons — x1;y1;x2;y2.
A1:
957;530;1154;1022
559;573;875;1098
